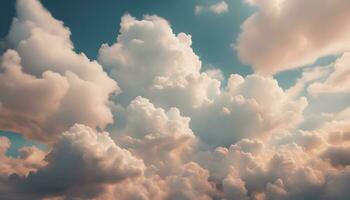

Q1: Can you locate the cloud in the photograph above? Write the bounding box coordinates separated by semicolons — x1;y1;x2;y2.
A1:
99;14;202;106
1;0;350;199
0;136;46;176
192;74;307;146
99;14;307;147
324;167;350;200
109;162;218;200
308;53;350;97
195;1;229;15
0;0;119;142
7;124;144;199
117;96;195;175
284;54;350;132
322;145;350;167
236;0;350;74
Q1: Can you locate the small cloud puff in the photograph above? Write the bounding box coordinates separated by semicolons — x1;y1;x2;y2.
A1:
195;1;229;15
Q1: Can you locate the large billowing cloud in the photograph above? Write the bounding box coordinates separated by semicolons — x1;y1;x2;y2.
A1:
0;0;119;142
99;14;307;146
99;14;202;106
1;0;350;199
236;0;350;74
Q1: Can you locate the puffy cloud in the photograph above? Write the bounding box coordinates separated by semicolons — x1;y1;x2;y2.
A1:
98;14;224;113
163;162;217;200
0;0;119;142
116;96;195;175
108;162;217;200
195;1;229;15
222;169;249;200
273;130;325;152
0;49;115;142
99;14;307;147
8;0;117;94
192;74;307;146
0;50;69;141
236;0;350;74
7;124;144;199
99;14;203;105
195;138;330;200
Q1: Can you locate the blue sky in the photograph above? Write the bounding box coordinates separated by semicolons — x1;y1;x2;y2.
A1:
0;131;47;157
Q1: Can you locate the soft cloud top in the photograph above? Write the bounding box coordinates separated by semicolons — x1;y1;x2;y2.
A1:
0;0;350;199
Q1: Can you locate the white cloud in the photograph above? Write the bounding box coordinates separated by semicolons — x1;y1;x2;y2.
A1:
99;14;202;105
117;96;195;175
99;14;307;147
192;74;307;146
195;1;229;15
0;0;119;142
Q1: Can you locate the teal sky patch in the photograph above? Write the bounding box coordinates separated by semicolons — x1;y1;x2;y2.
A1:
0;131;47;157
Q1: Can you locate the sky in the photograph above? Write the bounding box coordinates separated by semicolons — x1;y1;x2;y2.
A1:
0;0;350;199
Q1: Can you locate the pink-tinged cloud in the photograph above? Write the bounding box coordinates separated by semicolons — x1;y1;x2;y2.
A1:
0;0;350;199
236;0;350;74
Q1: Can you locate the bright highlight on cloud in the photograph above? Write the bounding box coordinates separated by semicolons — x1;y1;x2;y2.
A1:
0;0;350;199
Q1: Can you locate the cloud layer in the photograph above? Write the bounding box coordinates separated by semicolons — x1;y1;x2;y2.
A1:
0;0;350;199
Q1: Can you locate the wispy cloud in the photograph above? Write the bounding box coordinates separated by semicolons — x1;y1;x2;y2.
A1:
195;1;229;15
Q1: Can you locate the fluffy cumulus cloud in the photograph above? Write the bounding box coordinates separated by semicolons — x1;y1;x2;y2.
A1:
1;0;350;199
99;13;307;146
236;0;350;74
192;74;307;146
98;14;203;106
0;0;119;142
116;96;196;175
0;124;144;199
